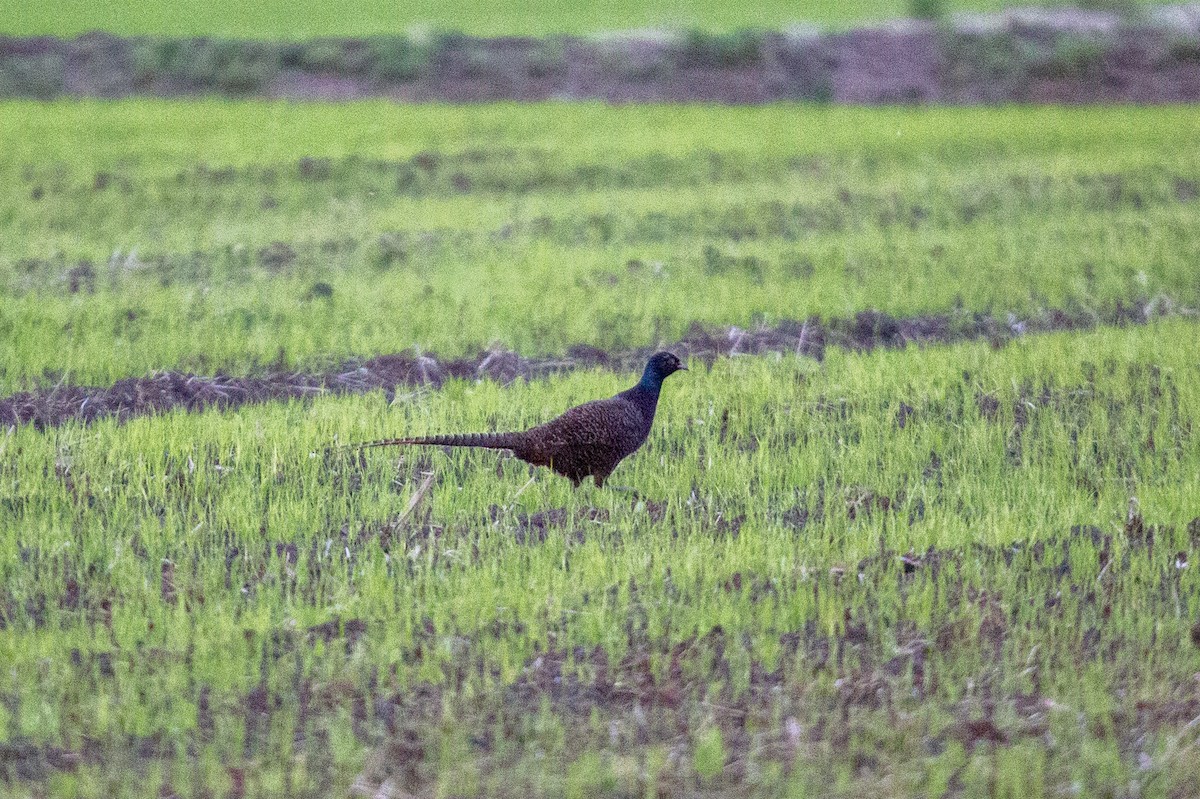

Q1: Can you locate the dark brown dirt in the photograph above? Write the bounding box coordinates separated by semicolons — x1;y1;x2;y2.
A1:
0;304;1154;431
3;7;1200;104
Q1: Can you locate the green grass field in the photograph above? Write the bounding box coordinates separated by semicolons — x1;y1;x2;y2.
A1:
0;0;1141;39
3;322;1199;796
2;103;1199;391
2;99;1200;797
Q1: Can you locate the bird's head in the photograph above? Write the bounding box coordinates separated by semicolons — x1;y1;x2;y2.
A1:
639;351;687;390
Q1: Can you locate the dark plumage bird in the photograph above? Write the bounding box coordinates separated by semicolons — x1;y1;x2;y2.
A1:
358;351;686;487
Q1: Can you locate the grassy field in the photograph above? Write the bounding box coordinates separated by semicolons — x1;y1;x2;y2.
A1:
0;0;1141;39
2;103;1199;391
2;321;1198;796
2;99;1199;796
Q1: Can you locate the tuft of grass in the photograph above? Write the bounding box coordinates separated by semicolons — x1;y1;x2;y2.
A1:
908;0;948;20
0;53;63;98
1037;33;1113;79
367;35;434;82
1076;0;1143;15
693;726;726;781
675;28;765;68
1166;33;1200;64
131;37;280;93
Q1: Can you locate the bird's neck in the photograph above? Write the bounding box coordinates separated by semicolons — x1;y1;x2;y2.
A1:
636;370;663;393
620;381;661;420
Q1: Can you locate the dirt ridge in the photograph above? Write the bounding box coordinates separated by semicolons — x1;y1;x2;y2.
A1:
0;304;1163;431
2;6;1200;103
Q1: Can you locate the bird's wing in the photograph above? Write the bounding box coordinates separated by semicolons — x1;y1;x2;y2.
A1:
535;397;644;453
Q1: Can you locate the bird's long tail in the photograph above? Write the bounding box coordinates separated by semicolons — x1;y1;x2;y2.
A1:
355;432;526;451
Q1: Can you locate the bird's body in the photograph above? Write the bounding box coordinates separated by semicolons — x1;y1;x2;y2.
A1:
358;352;685;486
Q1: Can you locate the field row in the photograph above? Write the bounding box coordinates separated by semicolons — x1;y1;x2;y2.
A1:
15;149;1200;250
1;103;1199;391
4;17;1198;105
0;308;1154;432
2;321;1198;795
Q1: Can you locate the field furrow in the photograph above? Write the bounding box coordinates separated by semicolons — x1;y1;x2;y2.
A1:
0;306;1164;431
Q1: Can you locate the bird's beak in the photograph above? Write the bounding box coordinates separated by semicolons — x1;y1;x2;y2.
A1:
677;365;688;371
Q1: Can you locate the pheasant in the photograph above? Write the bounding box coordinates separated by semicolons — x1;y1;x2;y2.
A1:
357;351;686;486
